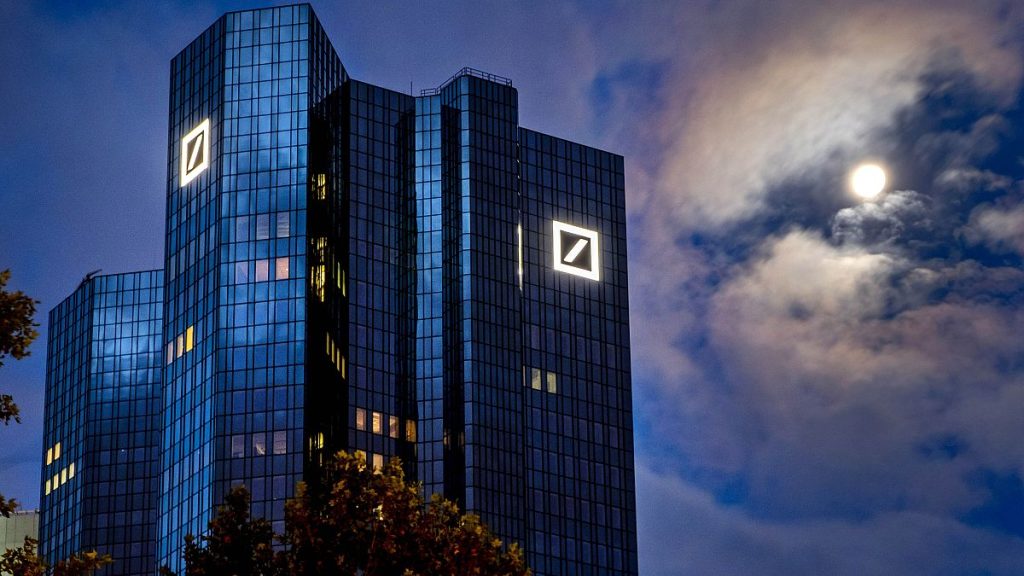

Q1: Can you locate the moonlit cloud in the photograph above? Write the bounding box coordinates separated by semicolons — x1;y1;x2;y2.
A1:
612;1;1024;574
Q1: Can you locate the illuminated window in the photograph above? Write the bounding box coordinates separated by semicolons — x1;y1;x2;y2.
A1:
273;431;287;455
176;334;184;358
44;479;51;495
46;448;53;465
231;435;244;458
531;368;542;390
372;412;382;434
547;372;557;394
389;415;399;439
60;468;67;485
254;433;266;456
167;342;174;364
314;173;327;200
276;257;290;280
52;473;59;489
255;259;269;282
185;326;194;352
372;453;383;472
54;442;61;461
276;213;290;237
68;462;75;479
405;420;417;442
355;408;366;431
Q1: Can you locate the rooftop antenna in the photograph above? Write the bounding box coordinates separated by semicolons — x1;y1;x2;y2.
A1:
79;269;102;288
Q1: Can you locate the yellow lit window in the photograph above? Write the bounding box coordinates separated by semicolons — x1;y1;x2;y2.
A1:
531;368;542;390
372;453;383;472
68;462;75;479
356;408;366;431
276;257;290;280
406;420;417;442
315;173;327;200
340;355;346;379
185;326;194;352
372;412;382;434
54;442;61;461
389;415;399;439
44;479;51;495
546;372;557;394
46;448;53;465
60;468;67;485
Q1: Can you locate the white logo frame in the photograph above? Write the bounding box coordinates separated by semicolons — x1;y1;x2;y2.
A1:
180;119;210;187
552;220;600;281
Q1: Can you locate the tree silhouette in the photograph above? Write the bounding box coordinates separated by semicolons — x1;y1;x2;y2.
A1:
0;269;111;575
171;451;530;576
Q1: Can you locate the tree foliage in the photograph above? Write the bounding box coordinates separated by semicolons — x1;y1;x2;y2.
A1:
0;537;112;576
0;269;39;426
171;451;531;576
0;268;37;517
0;269;112;574
179;486;276;576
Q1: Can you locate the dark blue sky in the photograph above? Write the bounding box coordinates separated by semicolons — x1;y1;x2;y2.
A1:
5;1;1024;574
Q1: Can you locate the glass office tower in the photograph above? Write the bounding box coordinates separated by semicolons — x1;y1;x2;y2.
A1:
159;5;345;569
40;270;163;575
41;4;635;575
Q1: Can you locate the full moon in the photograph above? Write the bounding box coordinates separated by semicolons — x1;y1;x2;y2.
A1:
850;163;886;200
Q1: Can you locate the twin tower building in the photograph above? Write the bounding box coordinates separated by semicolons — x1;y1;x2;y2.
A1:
41;5;637;575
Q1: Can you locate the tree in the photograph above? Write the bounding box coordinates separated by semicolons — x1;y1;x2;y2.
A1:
176;485;276;576
0;269;39;516
0;269;112;575
170;451;531;576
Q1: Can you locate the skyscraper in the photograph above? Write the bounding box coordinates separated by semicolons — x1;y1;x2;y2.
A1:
40;270;163;575
44;4;636;575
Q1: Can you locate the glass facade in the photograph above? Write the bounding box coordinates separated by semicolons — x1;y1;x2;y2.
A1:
43;5;636;576
40;270;163;575
159;5;345;570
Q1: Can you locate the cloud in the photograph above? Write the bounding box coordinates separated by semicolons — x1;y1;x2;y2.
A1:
637;461;1024;576
964;203;1024;256
648;0;1023;230
832;190;930;247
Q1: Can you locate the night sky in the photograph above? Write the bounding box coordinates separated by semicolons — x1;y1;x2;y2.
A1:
4;1;1024;574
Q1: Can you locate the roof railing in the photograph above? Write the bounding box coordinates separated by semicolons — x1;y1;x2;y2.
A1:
420;67;513;96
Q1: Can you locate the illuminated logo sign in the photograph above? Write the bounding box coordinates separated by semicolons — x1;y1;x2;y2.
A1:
552;220;600;281
180;119;210;187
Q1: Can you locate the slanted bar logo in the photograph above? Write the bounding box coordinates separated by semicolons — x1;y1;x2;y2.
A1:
180;119;210;187
552;220;600;281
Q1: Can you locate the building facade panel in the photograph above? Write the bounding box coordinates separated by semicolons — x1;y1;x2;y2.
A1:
520;128;637;575
41;270;163;575
159;5;346;570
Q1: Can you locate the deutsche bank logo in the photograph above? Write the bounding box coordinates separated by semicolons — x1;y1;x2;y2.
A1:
180;119;210;187
552;220;600;281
